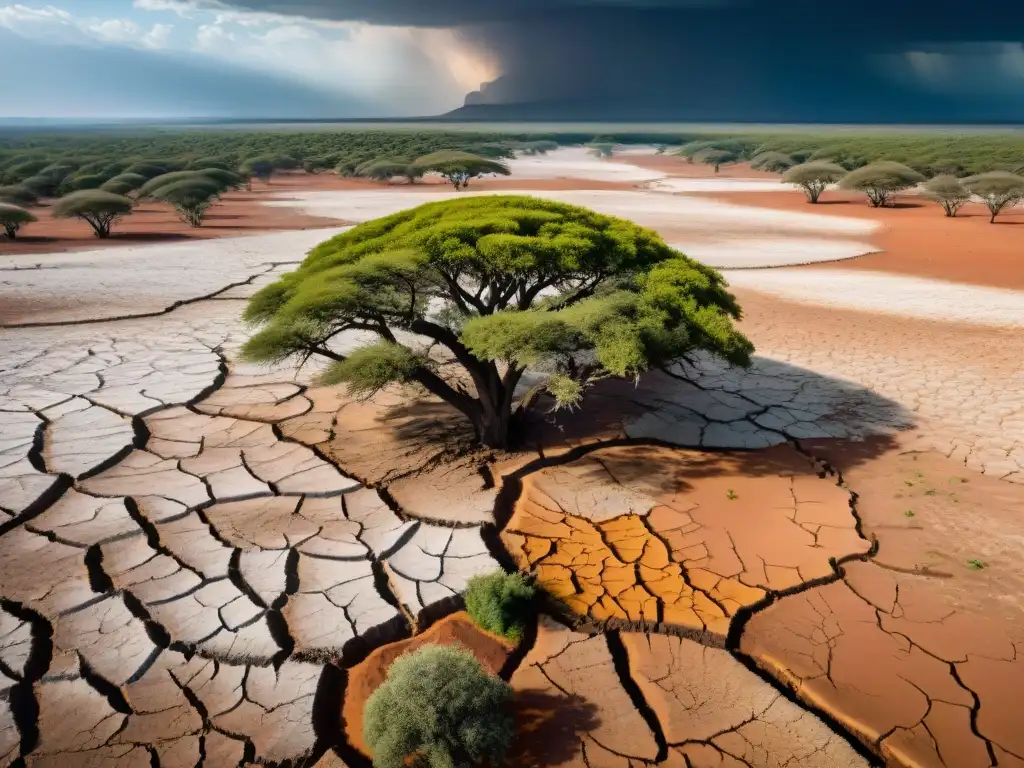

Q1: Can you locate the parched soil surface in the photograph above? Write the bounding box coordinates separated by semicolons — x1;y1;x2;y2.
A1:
2;147;1023;768
711;188;1024;290
342;612;514;757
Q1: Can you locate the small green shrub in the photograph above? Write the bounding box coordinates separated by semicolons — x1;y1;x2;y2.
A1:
464;570;535;642
364;645;514;768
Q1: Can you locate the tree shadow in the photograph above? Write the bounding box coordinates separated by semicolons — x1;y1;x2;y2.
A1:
508;690;601;767
523;355;911;477
360;354;911;485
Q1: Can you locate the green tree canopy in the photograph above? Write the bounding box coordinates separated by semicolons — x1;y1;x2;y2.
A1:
782;161;847;203
186;157;237;171
589;142;615;158
363;645;514;768
695;148;736;173
138;171;208;199
51;190;133;238
61;173;109;194
412;152;510;191
2;159;51;184
123;162;170;180
149;178;223;227
520;140;560;156
101;173;148;194
962;171;1024;223
0;203;37;240
0;184;38;207
750;151;796;173
922;175;971;217
839;162;925;207
194;167;244;190
20;174;62;198
242;196;752;449
239;156;277;184
676;140;717;162
359;159;413;183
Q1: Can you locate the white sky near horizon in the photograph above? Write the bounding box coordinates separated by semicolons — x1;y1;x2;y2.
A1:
0;0;500;117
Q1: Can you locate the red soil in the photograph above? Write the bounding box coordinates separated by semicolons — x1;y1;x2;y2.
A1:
0;172;640;257
341;612;514;758
711;188;1024;291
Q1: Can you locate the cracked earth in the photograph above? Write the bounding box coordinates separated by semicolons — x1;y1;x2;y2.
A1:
2;165;1023;767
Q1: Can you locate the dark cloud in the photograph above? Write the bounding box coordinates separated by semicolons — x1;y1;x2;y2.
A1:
228;0;1024;121
0;29;373;119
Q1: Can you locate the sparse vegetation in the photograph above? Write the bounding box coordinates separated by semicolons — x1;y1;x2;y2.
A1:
696;148;736;173
464;571;535;642
51;190;133;238
962;171;1024;223
410;151;510;190
242;196;752;449
839;162;925;207
726;489;738;500
904;509;916;518
922;175;971;217
0;203;36;239
967;559;986;570
363;645;514;768
589;142;615;158
0;184;38;207
750;151;796;173
782;162;846;203
148;178;224;227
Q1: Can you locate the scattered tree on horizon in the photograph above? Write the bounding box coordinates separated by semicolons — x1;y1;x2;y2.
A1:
922;175;971;217
676;140;716;163
781;162;846;203
362;645;514;768
242;196;752;450
0;203;37;240
962;171;1024;223
359;159;414;184
750;151;796;173
839;162;925;207
148;178;224;227
519;140;559;156
51;190;133;238
411;151;510;190
239;156;277;188
695;148;736;173
589;142;615;158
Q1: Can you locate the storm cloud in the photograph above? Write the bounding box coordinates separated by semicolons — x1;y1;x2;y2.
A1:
226;0;1024;121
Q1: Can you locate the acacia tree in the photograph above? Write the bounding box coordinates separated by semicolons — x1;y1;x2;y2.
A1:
750;151;796;173
360;159;413;183
149;178;223;227
412;152;510;191
962;171;1024;223
782;162;846;203
52;191;133;238
839;162;924;207
363;645;514;768
0;203;37;239
239;157;276;189
589;142;615;158
922;175;971;217
696;148;736;173
242;196;753;449
0;185;38;207
676;140;716;163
